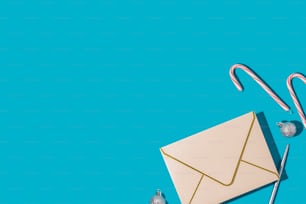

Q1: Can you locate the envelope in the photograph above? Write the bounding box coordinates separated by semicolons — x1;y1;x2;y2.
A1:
160;112;279;204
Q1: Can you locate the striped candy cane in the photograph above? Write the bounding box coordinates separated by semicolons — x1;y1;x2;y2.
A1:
229;64;290;111
287;73;306;128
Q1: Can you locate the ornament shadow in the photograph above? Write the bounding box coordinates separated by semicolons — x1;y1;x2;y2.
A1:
161;192;168;204
277;120;303;137
291;120;304;136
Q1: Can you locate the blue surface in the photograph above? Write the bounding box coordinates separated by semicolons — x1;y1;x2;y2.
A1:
0;0;306;203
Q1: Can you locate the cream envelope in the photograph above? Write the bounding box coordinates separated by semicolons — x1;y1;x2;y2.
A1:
160;112;279;204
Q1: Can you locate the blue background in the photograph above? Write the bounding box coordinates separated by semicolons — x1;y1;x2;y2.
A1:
0;0;305;203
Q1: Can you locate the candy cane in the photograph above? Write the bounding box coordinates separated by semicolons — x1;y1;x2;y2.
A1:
229;64;290;111
287;73;306;128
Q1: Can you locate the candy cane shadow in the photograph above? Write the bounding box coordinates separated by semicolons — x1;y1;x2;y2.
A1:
223;112;288;204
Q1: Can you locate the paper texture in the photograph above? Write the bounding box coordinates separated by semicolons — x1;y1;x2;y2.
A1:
160;112;279;204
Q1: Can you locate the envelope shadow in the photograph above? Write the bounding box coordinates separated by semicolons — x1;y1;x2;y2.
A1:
257;112;284;175
223;112;289;204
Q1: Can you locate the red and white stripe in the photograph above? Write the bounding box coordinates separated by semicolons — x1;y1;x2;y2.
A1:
229;64;290;111
287;73;306;128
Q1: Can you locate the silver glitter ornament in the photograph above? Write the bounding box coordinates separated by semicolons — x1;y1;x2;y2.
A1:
277;122;297;137
150;189;166;204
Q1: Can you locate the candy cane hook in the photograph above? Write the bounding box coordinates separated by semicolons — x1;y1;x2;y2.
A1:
287;73;306;128
229;64;290;111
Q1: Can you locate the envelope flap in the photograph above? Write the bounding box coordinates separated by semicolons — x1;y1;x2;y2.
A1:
161;112;256;185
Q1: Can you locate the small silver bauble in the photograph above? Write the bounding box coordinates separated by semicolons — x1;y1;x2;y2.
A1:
277;122;297;137
150;189;166;204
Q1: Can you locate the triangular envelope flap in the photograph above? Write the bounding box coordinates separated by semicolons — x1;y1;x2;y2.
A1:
161;112;255;185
